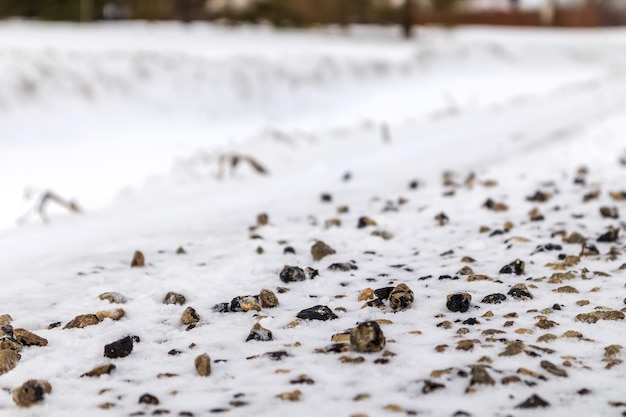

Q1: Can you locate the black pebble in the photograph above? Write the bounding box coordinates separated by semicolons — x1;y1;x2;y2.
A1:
138;393;159;405
481;293;507;304
279;265;306;283
283;246;296;255
296;305;338;321
374;287;395;300
446;293;471;313
104;336;134;359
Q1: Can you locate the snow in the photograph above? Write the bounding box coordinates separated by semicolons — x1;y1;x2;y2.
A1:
1;21;626;417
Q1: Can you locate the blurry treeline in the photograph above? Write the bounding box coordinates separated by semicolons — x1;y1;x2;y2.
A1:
0;0;624;28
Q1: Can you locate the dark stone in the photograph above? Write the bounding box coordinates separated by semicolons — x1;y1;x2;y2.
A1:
489;229;505;237
139;394;159;405
325;343;350;353
526;190;551;202
389;283;414;311
283;246;295;255
320;193;332;202
531;243;562;255
48;322;61;329
104;336;134;359
163;292;186;306
600;206;619;219
438;275;459;280
311;241;336;261
515;394;550;409
305;267;319;279
81;363;116;377
279;265;306;283
446;293;471;313
552;303;562;310
409;180;419;190
357;216;377;228
212;303;230;313
507;285;533;300
374;287;395;300
422;380;445;394
296;305;338;321
12;379;51;408
363;298;385;309
131;250;145;268
262;350;289;361
229;296;261;313
470;365;495;385
349;321;386;353
481;293;507;304
597;228;619;243
246;323;273;342
462;318;479;325
327;262;357;272
259;289;279;308
256;213;269;226
580;243;600;256
499;259;525;275
63;314;100;329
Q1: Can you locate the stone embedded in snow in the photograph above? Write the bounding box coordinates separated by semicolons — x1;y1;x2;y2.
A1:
176;246;186;254
279;265;306;283
0;315;12;325
599;206;619;219
515;394;550;409
256;213;269;226
481;293;507;304
130;250;145;267
311;241;336;261
470;365;495;386
305;267;319;279
296;305;338;321
575;311;625;323
98;292;127;304
357;216;377;228
508;284;533;300
499;259;525;275
230;295;261;313
163;292;186;305
195;353;211;376
276;390;301;401
0;349;20;375
259;289;279;308
180;307;200;325
597;227;619;243
540;360;568;377
283;246;296;254
374;287;395;300
580;243;600;256
12;379;51;408
526;190;552;202
446;293;471;313
212;303;230;313
389;283;414;311
104;336;134;359
13;329;47;347
320;193;332;202
435;212;449;226
81;364;116;378
246;323;273;342
327;262;357;272
483;198;508;212
138;393;159;405
350;321;386;353
63;314;100;329
564;232;586;244
96;308;125;322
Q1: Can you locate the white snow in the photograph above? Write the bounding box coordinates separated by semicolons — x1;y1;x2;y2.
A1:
0;21;625;417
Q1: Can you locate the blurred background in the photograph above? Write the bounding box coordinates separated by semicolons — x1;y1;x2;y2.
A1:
1;0;626;32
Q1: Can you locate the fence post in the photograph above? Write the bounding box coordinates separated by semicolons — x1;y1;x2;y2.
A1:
80;0;93;22
402;0;415;38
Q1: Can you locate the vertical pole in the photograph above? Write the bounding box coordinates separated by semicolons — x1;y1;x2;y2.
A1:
402;0;414;39
80;0;94;22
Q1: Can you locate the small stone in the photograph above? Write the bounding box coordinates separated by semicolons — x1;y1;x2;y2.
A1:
499;259;525;275
374;287;395;300
81;364;116;377
350;321;386;353
131;250;145;267
246;323;273;342
564;232;587;244
0;315;12;325
99;292;127;304
311;241;336;261
604;345;622;358
515;394;550;409
279;265;306;283
435;212;449;226
388;283;414;311
554;286;579;294
537;334;558;343
96;308;126;322
12;380;51;408
481;293;507;304
176;246;186;254
181;307;200;325
276;390;301;401
163;292;186;305
305;267;319;279
358;288;375;301
597;228;620;243
562;330;583;338
0;349;20;375
483;198;508;211
48;322;61;329
256;213;269;226
446;293;471;313
13;329;47;347
138;393;159;405
456;340;474;351
337;205;349;214
529;207;544;221
470;365;495;385
259;289;279;308
499;341;524;357
195;353;211;376
535;318;559;329
501;376;521;385
212;303;230;313
600;206;619;219
508;284;533;300
422;380;445;394
296;305;338;321
325;218;341;228
526;190;552;202
256;246;264;254
320;193;332;202
357;216;377;228
328;262;358;271
575;311;625;323
230;295;261;313
457;266;474;275
290;374;315;385
460;256;476;263
540;360;568;377
64;314;100;329
104;336;134;359
283;246;296;254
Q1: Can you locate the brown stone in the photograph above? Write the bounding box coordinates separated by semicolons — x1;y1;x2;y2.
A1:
576;311;625;323
130;250;145;267
163;292;186;305
13;329;48;347
81;364;116;378
96;308;125;322
0;314;12;325
98;292;127;304
311;241;336;261
276;390;301;401
389;283;414;311
63;314;99;329
540;360;568;377
195;353;211;376
181;307;200;325
0;349;20;375
12;380;51;408
350;321;386;353
259;289;279;308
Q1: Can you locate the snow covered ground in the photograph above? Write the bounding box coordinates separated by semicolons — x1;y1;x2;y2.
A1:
0;21;625;417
